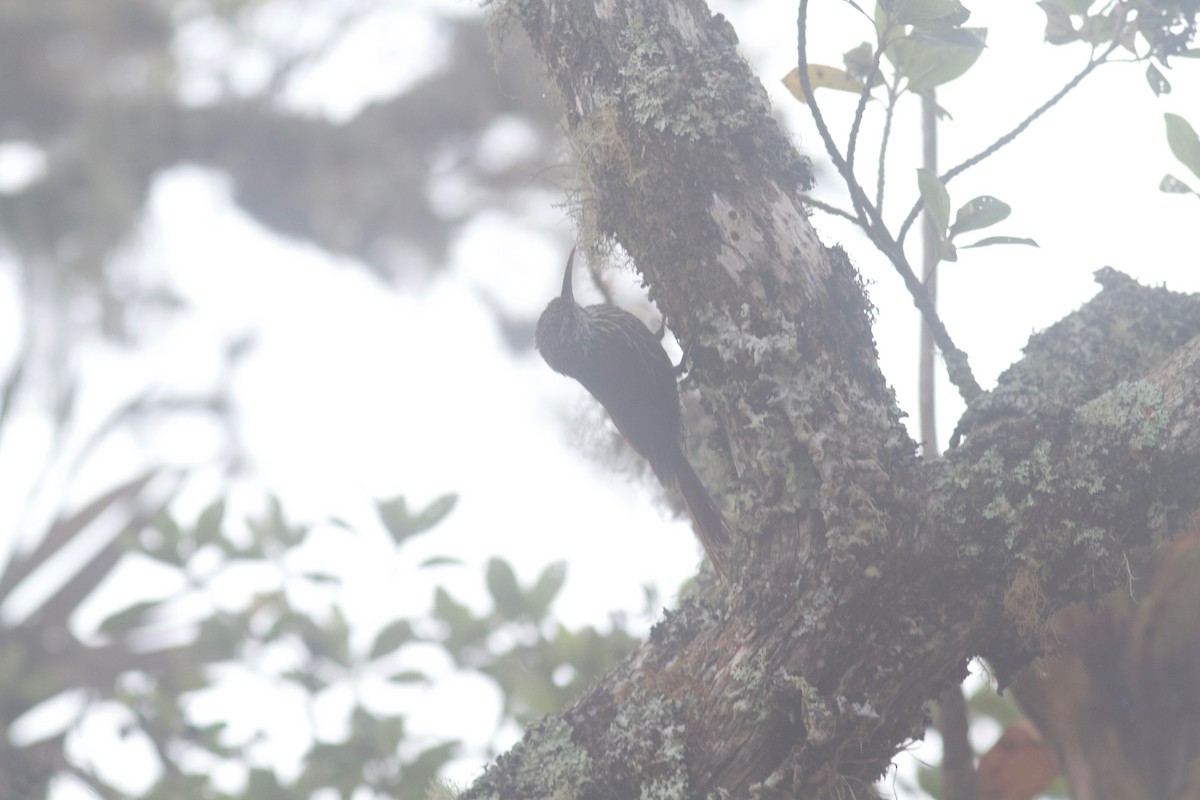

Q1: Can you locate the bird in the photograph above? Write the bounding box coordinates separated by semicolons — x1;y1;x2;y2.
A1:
535;247;731;581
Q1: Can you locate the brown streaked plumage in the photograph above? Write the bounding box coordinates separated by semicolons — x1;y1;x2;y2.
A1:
535;247;731;581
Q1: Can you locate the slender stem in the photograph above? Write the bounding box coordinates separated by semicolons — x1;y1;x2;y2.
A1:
897;36;1123;247
937;685;977;800
800;195;860;223
875;83;898;214
845;40;887;179
796;0;880;229
799;0;982;404
919;88;939;456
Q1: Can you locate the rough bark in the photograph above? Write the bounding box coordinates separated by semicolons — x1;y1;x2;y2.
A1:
472;0;1200;797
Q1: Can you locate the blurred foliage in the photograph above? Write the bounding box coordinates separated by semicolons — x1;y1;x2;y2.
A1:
1161;111;1200;199
0;471;637;798
1036;0;1199;60
0;2;618;797
0;295;634;799
437;556;639;729
911;676;1070;800
0;0;560;344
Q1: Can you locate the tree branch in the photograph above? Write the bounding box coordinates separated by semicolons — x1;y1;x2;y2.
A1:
476;0;1200;795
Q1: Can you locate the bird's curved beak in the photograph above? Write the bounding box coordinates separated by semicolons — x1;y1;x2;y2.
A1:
561;246;576;301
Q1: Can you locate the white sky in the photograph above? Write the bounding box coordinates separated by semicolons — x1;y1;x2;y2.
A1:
2;0;1199;796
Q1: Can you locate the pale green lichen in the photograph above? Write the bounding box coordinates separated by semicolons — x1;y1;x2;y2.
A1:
731;648;769;686
796;676;837;744
727;650;773;720
617;17;757;144
470;716;591;800
606;693;690;800
638;722;688;800
1076;380;1167;458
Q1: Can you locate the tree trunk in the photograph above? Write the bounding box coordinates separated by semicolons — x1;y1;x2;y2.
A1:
470;1;1200;796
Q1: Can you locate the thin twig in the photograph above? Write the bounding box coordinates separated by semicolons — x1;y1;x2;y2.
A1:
798;0;982;403
796;0;879;228
875;84;898;213
845;41;888;179
896;36;1124;246
919;88;939;456
800;195;860;223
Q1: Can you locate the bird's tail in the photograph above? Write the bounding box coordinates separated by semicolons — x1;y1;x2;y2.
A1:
673;455;732;582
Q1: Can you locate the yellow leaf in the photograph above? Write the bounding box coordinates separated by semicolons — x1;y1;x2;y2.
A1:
781;65;866;103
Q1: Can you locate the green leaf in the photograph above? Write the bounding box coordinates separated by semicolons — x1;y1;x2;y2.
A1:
413;493;457;529
432;587;486;653
909;27;986;48
486;557;523;618
350;705;406;754
99;599;164;636
281;668;326;692
949;196;1011;238
1038;0;1093;13
1159;174;1196;194
375;496;412;537
377;493;457;546
917;168;951;239
300;571;340;584
190;721;234;756
1165;113;1200;181
1036;1;1081;44
842;41;877;83
1146;63;1171;96
893;27;987;91
433;586;470;625
369;620;414;660
245;495;303;551
388;669;429;684
305;739;379;793
246;768;285;795
271;495;305;547
892;0;968;24
875;2;892;45
283;607;352;666
420;555;464;568
193;499;226;546
960;236;1040;249
1077;8;1120;45
528;561;568;621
